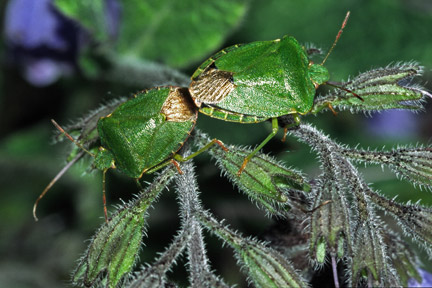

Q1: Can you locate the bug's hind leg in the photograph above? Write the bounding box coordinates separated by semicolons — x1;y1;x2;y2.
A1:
237;117;279;176
238;114;301;175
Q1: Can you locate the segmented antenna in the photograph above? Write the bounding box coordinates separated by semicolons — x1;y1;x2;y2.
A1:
51;119;94;156
321;11;350;66
33;151;84;221
33;120;94;221
321;12;364;102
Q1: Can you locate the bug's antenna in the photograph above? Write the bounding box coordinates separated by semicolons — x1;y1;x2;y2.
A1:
326;81;364;101
51;119;95;156
321;11;350;66
33;151;84;221
33;120;95;221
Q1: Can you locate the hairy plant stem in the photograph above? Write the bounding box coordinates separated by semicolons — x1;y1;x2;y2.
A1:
288;123;399;287
175;146;229;288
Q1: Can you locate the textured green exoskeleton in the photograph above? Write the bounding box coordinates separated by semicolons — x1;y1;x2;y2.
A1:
190;36;329;118
97;86;198;178
189;13;350;174
34;86;226;222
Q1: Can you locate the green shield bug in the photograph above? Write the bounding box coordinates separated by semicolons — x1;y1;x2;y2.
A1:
34;86;227;222
190;12;352;174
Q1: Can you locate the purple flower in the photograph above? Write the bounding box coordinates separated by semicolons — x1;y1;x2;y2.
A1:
408;268;432;287
4;0;83;86
104;0;123;41
366;110;420;139
3;0;122;86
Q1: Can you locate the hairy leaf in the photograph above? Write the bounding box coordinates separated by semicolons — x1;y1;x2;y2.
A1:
384;231;421;286
312;63;429;114
195;132;310;216
367;189;432;257
198;210;308;288
72;168;175;287
351;219;400;287
127;228;190;288
343;145;432;190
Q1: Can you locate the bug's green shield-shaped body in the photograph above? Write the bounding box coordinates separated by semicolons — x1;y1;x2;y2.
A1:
190;36;329;119
98;87;197;179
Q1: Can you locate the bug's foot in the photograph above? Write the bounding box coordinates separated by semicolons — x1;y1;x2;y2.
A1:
171;160;183;174
237;158;249;176
327;103;338;116
104;207;109;224
281;127;288;142
215;139;229;152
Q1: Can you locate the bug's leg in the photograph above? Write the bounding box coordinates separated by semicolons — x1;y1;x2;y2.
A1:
307;200;332;213
102;168;109;223
174;139;228;163
145;139;228;175
282;127;288;142
281;114;301;142
170;159;183;174
238;117;279;176
327;103;338;116
135;179;144;190
144;159;177;174
144;157;190;175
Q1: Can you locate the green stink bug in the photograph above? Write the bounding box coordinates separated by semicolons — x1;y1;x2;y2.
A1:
34;86;226;222
189;12;351;174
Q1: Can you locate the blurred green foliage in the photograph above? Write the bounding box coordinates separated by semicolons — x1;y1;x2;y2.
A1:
55;0;247;67
1;0;431;286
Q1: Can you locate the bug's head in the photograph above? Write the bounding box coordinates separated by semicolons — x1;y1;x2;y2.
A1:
309;64;330;89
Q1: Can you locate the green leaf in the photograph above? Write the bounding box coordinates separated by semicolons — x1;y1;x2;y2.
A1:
312;63;429;114
121;0;247;67
54;0;109;41
54;0;247;67
198;210;308;288
72;168;175;288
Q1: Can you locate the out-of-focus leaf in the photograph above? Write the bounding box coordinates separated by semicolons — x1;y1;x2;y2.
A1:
384;231;421;286
72;167;175;288
54;0;247;67
312;63;429;114
54;0;116;42
120;0;247;67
